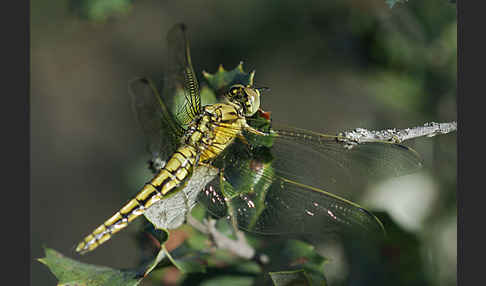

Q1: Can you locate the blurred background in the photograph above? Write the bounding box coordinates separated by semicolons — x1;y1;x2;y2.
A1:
31;0;456;285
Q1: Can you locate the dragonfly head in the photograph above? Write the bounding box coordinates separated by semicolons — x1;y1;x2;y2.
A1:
225;84;261;117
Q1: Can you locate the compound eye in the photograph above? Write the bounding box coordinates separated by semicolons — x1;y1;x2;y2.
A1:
228;84;244;97
229;87;239;96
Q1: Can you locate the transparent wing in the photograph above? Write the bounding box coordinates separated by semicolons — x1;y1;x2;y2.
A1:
129;77;183;162
269;125;423;199
163;23;201;128
198;123;423;237
144;165;219;230
128;23;202;163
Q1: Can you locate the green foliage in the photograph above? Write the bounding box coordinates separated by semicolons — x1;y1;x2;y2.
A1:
386;0;456;9
262;239;327;286
244;112;276;148
164;243;208;274
38;231;329;285
38;247;144;286
373;212;429;285
198;275;255;286
269;270;314;286
37;56;382;285
69;0;133;21
202;63;255;94
35;2;456;284
179;263;260;286
385;0;408;9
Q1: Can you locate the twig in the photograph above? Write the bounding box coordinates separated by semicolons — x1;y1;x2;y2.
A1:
188;215;270;264
337;121;457;149
187;215;256;260
186;214;209;235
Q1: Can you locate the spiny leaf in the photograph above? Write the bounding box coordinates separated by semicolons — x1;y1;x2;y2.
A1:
269;269;314;286
202;62;255;93
179;263;260;286
37;248;143;286
262;239;328;285
162;243;208;274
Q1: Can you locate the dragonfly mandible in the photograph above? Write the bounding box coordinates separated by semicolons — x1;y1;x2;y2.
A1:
75;23;422;254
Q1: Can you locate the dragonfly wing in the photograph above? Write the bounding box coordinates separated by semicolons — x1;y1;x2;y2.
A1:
129;77;182;162
269;125;423;199
164;23;201;127
200;161;385;237
198;124;422;237
129;23;202;164
145;164;219;230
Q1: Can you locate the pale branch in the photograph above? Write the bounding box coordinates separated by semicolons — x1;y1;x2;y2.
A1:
207;218;255;260
186;214;209;235
145;157;260;262
187;215;256;260
336;121;457;149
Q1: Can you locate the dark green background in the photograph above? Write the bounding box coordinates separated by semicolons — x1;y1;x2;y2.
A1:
31;0;456;285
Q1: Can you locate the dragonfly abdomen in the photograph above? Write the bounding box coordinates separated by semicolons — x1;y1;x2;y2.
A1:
76;104;244;254
76;145;197;254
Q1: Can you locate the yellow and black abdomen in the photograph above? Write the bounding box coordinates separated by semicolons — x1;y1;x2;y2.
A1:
75;145;197;254
76;103;245;254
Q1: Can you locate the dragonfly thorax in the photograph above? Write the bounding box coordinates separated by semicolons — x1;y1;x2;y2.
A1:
182;103;247;163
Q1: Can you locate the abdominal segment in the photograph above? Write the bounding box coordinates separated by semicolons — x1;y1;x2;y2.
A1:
75;146;197;254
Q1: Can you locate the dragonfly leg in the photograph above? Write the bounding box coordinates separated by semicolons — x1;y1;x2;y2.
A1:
243;123;269;137
195;161;213;169
237;134;250;145
148;156;166;174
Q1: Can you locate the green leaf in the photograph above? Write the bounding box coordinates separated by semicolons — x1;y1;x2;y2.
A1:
245;111;276;148
37;247;143;286
262;239;328;285
142;248;168;277
200;85;219;106
37;243;173;286
185;229;210;251
69;0;133;21
385;0;407;9
269;269;314;286
190;203;207;221
163;243;208;274
199;275;255;286
202;62;255;93
139;227;169;275
179;264;260;286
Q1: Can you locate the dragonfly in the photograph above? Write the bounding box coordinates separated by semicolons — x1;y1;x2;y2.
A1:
75;23;422;254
